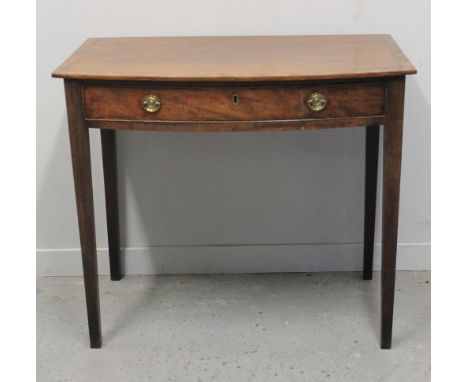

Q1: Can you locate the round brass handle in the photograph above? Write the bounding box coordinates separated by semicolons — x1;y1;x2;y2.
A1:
306;92;327;112
141;94;161;113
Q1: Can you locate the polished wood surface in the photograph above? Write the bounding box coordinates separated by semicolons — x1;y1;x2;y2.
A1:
52;35;416;82
381;77;406;349
363;125;380;280
88;115;386;133
85;85;302;121
100;130;121;281
64;80;102;348
84;82;385;122
54;35;416;349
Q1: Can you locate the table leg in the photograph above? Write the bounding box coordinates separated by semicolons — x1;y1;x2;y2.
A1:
65;80;102;348
381;77;405;349
101;130;122;281
363;125;380;280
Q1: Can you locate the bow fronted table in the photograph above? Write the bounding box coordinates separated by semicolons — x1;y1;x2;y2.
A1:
53;35;416;349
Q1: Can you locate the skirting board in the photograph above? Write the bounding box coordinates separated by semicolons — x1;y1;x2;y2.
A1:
37;242;430;276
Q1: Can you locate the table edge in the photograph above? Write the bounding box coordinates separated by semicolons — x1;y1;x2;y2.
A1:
51;34;417;81
52;71;417;82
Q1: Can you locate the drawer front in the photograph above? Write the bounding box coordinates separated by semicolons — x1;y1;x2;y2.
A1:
83;83;385;122
84;86;303;121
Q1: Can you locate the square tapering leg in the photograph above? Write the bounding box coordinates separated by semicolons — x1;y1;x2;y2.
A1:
65;80;102;348
363;125;380;280
101;130;122;281
381;77;405;349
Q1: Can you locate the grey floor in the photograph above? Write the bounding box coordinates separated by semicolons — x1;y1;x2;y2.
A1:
37;271;430;382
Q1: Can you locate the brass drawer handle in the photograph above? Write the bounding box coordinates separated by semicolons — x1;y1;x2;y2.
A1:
306;92;327;112
141;94;161;113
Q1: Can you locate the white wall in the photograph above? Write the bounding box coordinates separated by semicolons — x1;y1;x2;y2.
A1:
37;0;430;275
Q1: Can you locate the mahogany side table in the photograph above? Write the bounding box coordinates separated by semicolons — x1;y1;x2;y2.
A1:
52;35;416;349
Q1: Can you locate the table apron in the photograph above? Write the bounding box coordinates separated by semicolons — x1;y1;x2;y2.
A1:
82;80;387;131
85;116;385;131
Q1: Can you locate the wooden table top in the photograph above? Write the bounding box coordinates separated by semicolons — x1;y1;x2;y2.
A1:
52;35;416;82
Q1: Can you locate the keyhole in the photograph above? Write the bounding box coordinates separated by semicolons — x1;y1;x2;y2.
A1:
232;94;239;105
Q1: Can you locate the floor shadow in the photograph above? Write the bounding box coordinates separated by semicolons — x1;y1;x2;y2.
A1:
103;272;380;344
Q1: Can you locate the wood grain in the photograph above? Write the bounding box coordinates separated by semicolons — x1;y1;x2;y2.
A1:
84;86;303;121
87;116;386;132
83;82;385;122
381;76;406;349
64;80;102;348
101;130;122;281
363;125;380;280
55;36;415;349
52;35;416;82
301;83;385;119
